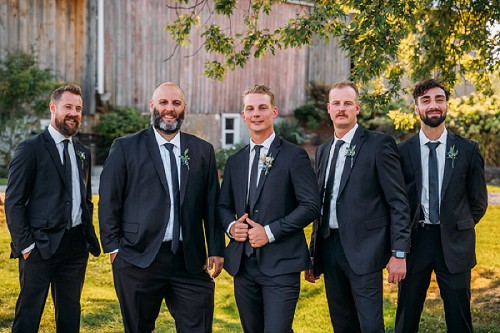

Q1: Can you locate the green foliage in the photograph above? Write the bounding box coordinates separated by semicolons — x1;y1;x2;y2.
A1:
165;0;499;97
93;106;150;163
0;49;60;173
294;81;331;128
274;118;305;145
215;144;244;175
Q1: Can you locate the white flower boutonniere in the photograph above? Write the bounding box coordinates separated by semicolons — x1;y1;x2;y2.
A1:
76;150;86;164
179;149;190;170
446;145;458;168
260;153;275;175
344;144;356;168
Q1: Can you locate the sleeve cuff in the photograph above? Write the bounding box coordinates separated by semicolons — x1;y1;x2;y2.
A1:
226;221;236;238
22;243;35;254
264;225;275;243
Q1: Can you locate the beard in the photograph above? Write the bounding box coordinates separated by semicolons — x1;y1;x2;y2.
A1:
55;116;80;137
420;110;446;127
152;107;185;134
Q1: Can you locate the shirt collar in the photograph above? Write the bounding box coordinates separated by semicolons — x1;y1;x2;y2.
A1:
153;127;181;149
250;132;275;152
48;124;72;145
419;127;448;146
334;123;358;145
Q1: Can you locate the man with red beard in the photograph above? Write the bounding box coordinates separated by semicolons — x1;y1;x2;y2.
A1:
5;84;101;333
395;79;487;332
99;82;224;333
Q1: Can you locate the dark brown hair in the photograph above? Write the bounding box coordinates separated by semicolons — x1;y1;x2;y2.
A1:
50;84;82;103
413;79;450;103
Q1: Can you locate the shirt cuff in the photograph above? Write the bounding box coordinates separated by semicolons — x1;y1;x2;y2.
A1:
226;221;236;238
22;243;35;254
110;249;119;254
264;225;275;243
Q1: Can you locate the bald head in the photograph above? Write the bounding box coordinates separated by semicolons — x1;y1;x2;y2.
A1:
152;82;185;102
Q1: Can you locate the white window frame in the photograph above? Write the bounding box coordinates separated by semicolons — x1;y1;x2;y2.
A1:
221;113;241;149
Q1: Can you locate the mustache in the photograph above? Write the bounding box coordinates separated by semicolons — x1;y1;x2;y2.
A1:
64;115;80;123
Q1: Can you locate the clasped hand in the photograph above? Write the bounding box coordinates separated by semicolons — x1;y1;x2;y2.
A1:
230;213;269;248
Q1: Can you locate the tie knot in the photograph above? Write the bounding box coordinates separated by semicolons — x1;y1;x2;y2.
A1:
165;143;175;152
63;139;70;148
335;140;345;149
426;142;440;151
254;145;262;155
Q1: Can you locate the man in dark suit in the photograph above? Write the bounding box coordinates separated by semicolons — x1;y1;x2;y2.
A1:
217;84;320;333
99;82;224;333
305;81;411;332
395;79;488;333
5;84;101;333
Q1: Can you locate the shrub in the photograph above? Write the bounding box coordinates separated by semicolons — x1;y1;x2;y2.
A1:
216;144;244;176
94;106;150;163
274;118;305;145
0;49;60;171
294;81;331;128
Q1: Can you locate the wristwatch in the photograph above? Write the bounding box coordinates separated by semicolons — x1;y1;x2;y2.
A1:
392;250;406;259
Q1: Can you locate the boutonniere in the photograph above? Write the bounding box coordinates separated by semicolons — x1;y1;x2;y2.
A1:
179;149;190;170
446;145;458;168
344;144;356;168
259;153;275;175
76;150;86;164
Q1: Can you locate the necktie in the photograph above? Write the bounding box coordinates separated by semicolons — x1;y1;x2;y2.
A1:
245;145;262;256
63;139;73;229
426;142;440;224
165;143;181;253
321;140;345;238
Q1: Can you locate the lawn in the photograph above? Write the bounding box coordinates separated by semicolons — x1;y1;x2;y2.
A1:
0;200;498;333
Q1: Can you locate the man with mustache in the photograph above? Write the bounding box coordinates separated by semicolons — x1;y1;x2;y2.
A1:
5;84;101;332
306;81;411;332
99;82;224;333
395;79;487;333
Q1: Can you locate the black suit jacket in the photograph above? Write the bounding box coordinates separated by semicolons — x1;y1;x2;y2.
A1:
5;129;101;259
99;128;224;272
397;131;487;273
217;136;320;277
310;126;411;276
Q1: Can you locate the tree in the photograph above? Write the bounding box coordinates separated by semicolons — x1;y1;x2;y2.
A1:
165;0;499;96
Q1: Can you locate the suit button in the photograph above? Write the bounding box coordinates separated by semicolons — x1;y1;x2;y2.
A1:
254;210;259;213
66;201;70;205
166;203;171;207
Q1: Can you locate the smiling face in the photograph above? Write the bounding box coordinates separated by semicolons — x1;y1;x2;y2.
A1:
414;86;448;128
50;91;82;137
327;86;360;134
241;93;278;140
150;83;186;137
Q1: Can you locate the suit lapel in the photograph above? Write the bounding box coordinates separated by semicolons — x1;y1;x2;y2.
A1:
179;133;190;206
441;132;456;200
408;134;423;200
338;127;365;197
42;130;67;185
238;145;251;211
73;140;87;200
251;136;282;213
145;128;170;194
318;138;334;197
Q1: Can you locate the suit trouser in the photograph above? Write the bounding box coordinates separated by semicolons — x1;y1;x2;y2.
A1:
12;225;89;333
112;242;215;333
322;229;385;333
234;255;300;333
395;224;472;333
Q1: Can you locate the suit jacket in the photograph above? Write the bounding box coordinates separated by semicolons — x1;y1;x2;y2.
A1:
217;136;320;277
98;127;224;272
397;131;487;273
5;129;101;259
310;126;411;276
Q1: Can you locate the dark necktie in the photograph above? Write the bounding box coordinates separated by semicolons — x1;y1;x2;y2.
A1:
165;143;181;253
63;139;73;230
245;144;262;256
321;140;345;238
426;142;440;224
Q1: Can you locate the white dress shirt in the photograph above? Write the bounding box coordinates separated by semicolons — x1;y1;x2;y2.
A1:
153;129;184;242
419;128;447;224
324;124;358;229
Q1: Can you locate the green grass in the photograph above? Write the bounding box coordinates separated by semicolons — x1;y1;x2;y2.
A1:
0;200;498;332
0;179;7;186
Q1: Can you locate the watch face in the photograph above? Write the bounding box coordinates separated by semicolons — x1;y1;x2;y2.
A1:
394;251;405;259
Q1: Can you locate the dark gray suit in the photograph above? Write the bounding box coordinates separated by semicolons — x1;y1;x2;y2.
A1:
310;126;411;332
395;131;487;333
5;129;100;333
218;136;320;332
99;127;223;333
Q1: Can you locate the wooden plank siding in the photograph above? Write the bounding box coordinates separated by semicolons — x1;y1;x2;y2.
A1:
0;0;96;116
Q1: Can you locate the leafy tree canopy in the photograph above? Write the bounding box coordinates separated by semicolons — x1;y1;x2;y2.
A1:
165;0;499;96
